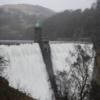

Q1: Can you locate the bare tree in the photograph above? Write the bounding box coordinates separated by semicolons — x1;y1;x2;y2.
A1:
0;55;8;76
55;45;94;100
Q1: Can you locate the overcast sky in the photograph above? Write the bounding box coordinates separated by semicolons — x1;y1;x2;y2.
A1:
0;0;96;12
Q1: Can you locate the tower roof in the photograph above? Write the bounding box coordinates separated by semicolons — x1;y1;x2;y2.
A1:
35;21;42;28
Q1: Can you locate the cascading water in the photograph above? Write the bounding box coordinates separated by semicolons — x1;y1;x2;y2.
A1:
50;43;75;73
0;42;94;100
0;43;53;100
50;43;94;99
50;43;94;75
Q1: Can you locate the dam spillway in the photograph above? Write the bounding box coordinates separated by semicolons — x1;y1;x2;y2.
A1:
0;42;94;100
0;43;53;100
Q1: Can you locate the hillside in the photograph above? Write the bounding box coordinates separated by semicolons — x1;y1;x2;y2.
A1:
43;4;100;41
0;4;55;40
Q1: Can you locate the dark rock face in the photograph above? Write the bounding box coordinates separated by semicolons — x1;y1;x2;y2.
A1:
90;80;100;100
0;77;36;100
90;46;100;100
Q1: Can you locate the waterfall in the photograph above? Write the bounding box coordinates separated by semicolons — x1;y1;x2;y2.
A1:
0;42;94;100
0;43;53;100
50;43;75;73
50;43;94;74
50;43;94;99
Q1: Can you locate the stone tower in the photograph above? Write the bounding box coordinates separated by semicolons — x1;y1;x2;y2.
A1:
34;22;42;42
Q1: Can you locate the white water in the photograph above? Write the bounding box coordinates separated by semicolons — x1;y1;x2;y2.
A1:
0;43;53;100
50;43;75;74
50;43;94;99
50;43;93;74
0;43;94;100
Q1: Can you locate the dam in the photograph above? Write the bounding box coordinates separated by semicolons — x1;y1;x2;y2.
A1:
0;23;96;100
0;41;93;100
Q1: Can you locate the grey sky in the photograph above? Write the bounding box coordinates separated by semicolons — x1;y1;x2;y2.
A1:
0;0;96;12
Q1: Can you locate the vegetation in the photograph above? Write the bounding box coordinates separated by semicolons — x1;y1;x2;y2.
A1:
0;4;55;40
55;45;94;100
43;0;100;41
0;55;36;100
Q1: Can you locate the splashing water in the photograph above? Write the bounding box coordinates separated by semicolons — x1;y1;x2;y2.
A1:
50;43;94;75
0;42;94;100
0;43;53;100
50;43;94;99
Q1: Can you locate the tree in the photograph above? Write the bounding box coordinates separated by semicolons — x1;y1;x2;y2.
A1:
0;55;8;76
55;45;94;100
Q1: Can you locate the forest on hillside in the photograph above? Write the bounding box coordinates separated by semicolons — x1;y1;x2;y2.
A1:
43;0;100;42
0;4;55;40
0;1;100;42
